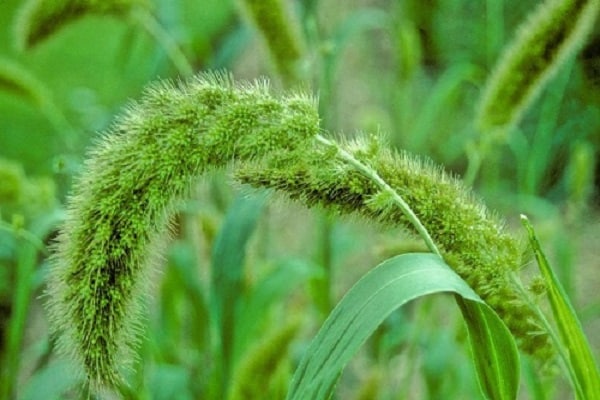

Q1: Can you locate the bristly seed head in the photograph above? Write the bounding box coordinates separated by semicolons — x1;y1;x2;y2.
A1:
236;134;555;363
46;72;319;393
476;0;600;133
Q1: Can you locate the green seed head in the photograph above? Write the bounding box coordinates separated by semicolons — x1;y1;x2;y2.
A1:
46;73;319;392
476;0;600;132
238;0;306;85
237;134;554;362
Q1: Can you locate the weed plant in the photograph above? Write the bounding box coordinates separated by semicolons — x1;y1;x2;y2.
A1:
0;0;599;399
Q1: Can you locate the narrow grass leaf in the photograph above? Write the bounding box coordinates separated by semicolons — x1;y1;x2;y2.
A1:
287;252;519;400
157;240;210;355
1;210;63;400
210;193;266;388
411;63;479;150
234;259;318;362
521;215;600;399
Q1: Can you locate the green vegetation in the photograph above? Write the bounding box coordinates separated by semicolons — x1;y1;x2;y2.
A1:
0;0;599;399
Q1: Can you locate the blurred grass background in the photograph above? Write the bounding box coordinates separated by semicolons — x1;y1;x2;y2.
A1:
0;0;598;398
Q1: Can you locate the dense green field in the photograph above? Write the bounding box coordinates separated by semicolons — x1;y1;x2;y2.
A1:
1;0;599;399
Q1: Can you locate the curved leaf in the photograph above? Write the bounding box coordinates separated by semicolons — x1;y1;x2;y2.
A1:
287;252;520;400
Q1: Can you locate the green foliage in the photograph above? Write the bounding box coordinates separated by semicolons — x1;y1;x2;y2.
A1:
522;215;600;400
210;194;266;393
0;205;62;400
228;319;299;400
287;253;520;400
0;157;57;222
1;0;599;399
0;158;26;205
565;141;596;213
0;58;47;106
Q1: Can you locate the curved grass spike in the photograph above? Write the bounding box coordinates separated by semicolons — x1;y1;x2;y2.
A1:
236;134;554;363
14;0;150;50
46;72;319;393
476;0;600;132
238;0;305;86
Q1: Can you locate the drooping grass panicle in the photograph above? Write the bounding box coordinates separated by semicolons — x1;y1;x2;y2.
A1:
476;0;600;133
238;0;306;86
14;0;150;50
236;134;554;362
46;72;319;393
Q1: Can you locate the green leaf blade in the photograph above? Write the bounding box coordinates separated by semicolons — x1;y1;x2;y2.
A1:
210;193;267;392
458;298;520;400
287;252;520;400
521;215;600;399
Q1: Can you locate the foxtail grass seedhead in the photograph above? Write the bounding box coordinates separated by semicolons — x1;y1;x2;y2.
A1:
476;0;600;133
237;134;554;362
14;0;150;49
47;72;319;393
239;0;305;85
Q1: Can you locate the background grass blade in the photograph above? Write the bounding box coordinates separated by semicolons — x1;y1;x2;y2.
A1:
210;193;266;394
521;215;600;399
234;258;318;363
0;210;63;400
287;252;520;400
